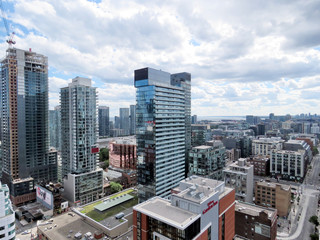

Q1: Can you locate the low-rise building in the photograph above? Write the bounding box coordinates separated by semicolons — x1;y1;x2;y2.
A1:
235;201;277;240
247;156;270;176
189;140;226;180
270;149;306;182
283;139;312;162
223;158;254;203
37;212;104;240
255;181;291;217
109;137;137;170
133;176;235;240
252;138;284;157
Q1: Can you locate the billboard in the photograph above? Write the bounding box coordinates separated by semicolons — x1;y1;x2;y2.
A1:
61;201;68;210
36;185;53;209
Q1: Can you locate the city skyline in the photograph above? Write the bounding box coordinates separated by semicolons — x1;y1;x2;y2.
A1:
0;0;319;117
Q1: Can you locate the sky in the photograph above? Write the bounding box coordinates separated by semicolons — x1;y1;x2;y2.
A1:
0;0;319;117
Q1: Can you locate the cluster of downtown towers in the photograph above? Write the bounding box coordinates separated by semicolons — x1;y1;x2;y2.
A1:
0;47;191;204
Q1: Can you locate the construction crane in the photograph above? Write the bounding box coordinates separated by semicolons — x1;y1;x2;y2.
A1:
0;0;15;47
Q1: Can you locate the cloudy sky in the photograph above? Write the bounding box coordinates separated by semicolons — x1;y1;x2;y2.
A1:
0;0;319;117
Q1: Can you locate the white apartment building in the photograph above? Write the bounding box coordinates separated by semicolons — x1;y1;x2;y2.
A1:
0;182;15;240
270;149;306;181
252;137;284;157
61;77;103;205
311;124;320;134
223;158;254;203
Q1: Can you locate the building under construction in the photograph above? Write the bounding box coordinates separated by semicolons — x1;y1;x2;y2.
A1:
0;48;58;205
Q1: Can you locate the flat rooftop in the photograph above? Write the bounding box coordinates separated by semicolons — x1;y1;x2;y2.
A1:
94;194;133;212
193;145;212;150
172;176;225;203
134;197;199;230
256;181;291;191
235;201;276;220
37;213;102;240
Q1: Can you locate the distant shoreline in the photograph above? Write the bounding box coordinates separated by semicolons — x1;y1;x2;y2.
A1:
197;116;246;121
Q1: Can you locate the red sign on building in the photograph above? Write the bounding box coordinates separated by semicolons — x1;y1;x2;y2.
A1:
91;147;99;153
202;200;218;214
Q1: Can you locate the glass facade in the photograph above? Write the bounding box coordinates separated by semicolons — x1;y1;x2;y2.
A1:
0;48;57;189
98;106;110;137
61;77;103;204
135;68;191;201
61;77;98;177
49;107;61;151
120;108;130;135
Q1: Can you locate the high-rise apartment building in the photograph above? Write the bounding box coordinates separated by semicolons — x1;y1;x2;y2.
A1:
49;106;61;151
114;116;120;129
134;67;191;201
98;106;110;137
0;182;15;240
130;104;136;135
61;77;103;204
0;48;57;204
120;108;130;135
191;114;197;124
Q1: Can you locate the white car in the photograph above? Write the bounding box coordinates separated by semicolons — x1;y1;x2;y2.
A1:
21;230;31;235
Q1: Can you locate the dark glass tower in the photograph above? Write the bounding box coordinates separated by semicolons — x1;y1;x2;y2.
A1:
134;67;191;202
98;106;110;137
120;108;130;135
0;48;57;204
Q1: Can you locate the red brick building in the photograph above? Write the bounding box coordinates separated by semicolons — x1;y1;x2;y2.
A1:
235;201;277;240
109;138;136;170
133;176;235;240
247;156;270;176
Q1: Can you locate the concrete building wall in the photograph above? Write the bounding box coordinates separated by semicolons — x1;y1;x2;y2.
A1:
275;185;291;217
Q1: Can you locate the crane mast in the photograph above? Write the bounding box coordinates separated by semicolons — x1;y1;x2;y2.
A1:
0;0;15;47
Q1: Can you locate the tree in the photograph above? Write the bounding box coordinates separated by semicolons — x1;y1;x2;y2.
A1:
309;215;319;226
110;181;123;193
310;233;319;240
100;160;109;170
99;148;109;162
313;146;319;156
309;215;319;233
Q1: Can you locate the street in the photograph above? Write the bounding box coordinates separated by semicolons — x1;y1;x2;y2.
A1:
278;153;320;240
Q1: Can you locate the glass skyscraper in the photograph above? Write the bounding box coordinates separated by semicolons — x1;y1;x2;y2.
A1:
49;106;61;151
61;77;103;204
98;106;110;137
120;108;130;135
130;104;136;135
134;67;191;201
0;48;57;205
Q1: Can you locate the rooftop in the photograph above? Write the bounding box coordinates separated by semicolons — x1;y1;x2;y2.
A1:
256;181;291;191
112;137;136;145
37;213;102;240
193;145;212;150
172;176;225;204
133;197;200;230
235;201;277;220
253;137;284;143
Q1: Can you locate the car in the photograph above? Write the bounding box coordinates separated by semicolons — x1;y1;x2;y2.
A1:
21;230;31;235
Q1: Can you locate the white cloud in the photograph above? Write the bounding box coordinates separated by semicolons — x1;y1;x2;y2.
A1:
3;0;320;116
